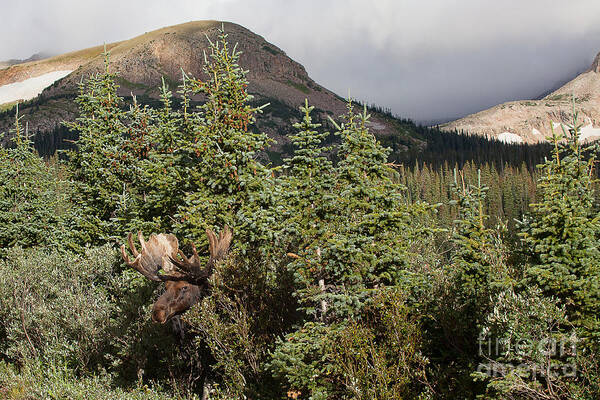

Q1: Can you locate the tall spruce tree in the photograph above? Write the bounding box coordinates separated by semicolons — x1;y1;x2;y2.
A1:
278;100;335;264
283;101;434;318
270;101;436;399
174;28;274;247
451;169;510;316
521;112;600;336
0;106;70;251
66;52;142;243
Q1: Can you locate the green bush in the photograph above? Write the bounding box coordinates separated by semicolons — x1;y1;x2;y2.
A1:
0;245;121;369
184;252;298;399
473;287;591;399
0;359;186;400
270;289;431;400
0;243;198;395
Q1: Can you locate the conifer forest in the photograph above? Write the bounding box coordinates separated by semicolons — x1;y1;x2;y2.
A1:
1;29;599;400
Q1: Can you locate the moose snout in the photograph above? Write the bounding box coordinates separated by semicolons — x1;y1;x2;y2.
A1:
151;306;168;324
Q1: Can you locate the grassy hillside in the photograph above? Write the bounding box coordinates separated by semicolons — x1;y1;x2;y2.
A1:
0;21;408;146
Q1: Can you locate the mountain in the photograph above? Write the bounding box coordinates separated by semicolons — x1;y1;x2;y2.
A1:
0;21;408;153
0;20;551;170
0;52;54;69
440;52;600;144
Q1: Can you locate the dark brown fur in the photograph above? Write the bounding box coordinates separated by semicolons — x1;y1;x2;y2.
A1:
152;281;203;324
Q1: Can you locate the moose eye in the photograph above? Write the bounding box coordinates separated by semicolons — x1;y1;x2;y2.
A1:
181;286;189;292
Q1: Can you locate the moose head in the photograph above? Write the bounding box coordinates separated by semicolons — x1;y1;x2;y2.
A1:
120;227;232;324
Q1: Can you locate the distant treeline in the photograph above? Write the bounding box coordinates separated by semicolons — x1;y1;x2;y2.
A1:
31;98;553;174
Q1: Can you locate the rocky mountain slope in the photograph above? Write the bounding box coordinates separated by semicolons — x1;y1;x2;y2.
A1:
0;21;404;151
440;52;600;144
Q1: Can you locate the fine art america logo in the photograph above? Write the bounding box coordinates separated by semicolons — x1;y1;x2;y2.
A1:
477;333;578;378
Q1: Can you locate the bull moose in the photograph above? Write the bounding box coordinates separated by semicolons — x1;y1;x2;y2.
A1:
120;226;233;324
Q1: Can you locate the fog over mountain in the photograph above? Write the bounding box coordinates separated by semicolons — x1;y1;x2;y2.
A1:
2;0;600;123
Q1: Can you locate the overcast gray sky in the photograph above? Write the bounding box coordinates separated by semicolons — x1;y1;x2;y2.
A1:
2;0;600;123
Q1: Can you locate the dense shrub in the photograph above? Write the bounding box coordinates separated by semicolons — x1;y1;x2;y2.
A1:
0;359;185;400
473;288;582;399
0;244;197;395
270;289;431;400
0;245;120;369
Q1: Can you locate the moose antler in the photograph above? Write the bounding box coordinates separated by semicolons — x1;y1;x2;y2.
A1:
169;226;233;283
121;232;189;282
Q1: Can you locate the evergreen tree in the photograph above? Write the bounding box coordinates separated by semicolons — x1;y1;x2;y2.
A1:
278;99;335;266
520;112;600;336
435;169;511;396
174;28;274;247
0;106;71;251
66;52;141;243
451;169;510;317
270;101;435;399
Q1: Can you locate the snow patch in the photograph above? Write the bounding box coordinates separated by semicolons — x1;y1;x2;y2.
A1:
532;128;542;136
579;123;600;142
497;131;523;144
0;70;72;104
550;121;600;142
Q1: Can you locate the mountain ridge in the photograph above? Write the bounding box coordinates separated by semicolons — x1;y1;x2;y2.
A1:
0;52;55;70
0;21;402;149
440;51;600;143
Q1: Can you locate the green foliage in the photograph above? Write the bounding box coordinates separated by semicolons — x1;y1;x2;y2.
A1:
67;28;275;250
398;161;538;234
1;27;600;400
285;79;310;94
270;290;431;400
184;249;298;399
0;359;185;400
66;52;146;243
0;243;199;396
450;170;512;325
520;112;600;336
473;287;589;399
331;289;431;400
281;101;435;319
0;245;120;369
270;101;437;398
173;29;274;246
269;321;336;400
0;106;71;252
471;110;600;399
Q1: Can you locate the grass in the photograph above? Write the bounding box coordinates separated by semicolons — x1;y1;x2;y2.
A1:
0;360;188;400
116;77;150;91
520;101;537;107
546;94;570;101
545;93;590;104
285;80;310;94
1;21;223;78
262;45;282;56
0;101;18;113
